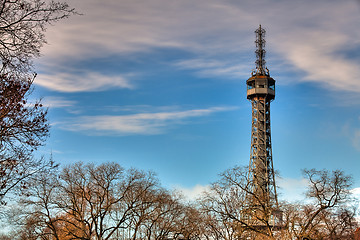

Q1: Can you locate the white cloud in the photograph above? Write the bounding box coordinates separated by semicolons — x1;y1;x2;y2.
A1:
351;187;360;198
277;177;309;202
59;106;238;136
36;0;360;93
35;0;262;92
42;96;76;108
341;119;360;152
175;59;250;79
276;30;360;92
36;71;133;92
352;129;360;151
40;0;254;60
173;184;210;201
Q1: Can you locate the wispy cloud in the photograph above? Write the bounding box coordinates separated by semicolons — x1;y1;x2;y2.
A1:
35;0;360;93
352;129;360;151
59;106;238;136
175;58;250;79
39;0;253;61
173;184;210;201
341;119;360;152
276;30;360;92
42;96;76;108
36;71;133;92
277;177;309;202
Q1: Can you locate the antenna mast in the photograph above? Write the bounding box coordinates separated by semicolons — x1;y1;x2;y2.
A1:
255;25;267;75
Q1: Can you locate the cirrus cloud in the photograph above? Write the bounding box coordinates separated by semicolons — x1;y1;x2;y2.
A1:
35;0;360;93
36;71;133;92
41;96;76;108
58;106;238;136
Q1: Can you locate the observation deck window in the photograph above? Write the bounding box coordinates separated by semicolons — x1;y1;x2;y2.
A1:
269;83;275;90
247;82;255;90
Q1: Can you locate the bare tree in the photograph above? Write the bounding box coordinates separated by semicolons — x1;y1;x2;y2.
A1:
0;0;75;74
15;162;182;240
127;189;181;240
200;165;281;240
9;163;357;240
281;169;357;240
199;167;358;240
128;190;204;240
12;162;209;240
173;204;205;240
0;0;75;203
54;162;139;239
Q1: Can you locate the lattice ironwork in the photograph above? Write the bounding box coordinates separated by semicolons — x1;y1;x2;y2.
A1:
246;25;278;210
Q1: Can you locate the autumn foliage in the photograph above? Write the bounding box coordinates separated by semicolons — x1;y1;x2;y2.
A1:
0;74;50;202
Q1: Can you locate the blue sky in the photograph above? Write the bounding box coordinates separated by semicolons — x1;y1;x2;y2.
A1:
31;0;360;201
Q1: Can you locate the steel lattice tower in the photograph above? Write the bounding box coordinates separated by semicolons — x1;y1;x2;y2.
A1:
246;25;278;209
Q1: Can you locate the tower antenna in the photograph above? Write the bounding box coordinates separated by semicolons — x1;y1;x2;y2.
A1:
255;25;267;75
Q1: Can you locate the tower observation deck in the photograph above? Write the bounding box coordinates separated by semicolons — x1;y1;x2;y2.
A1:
246;25;279;220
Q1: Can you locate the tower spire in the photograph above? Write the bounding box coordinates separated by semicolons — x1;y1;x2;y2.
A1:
254;25;267;76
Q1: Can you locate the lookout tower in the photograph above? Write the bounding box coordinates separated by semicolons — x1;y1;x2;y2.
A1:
247;25;278;214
